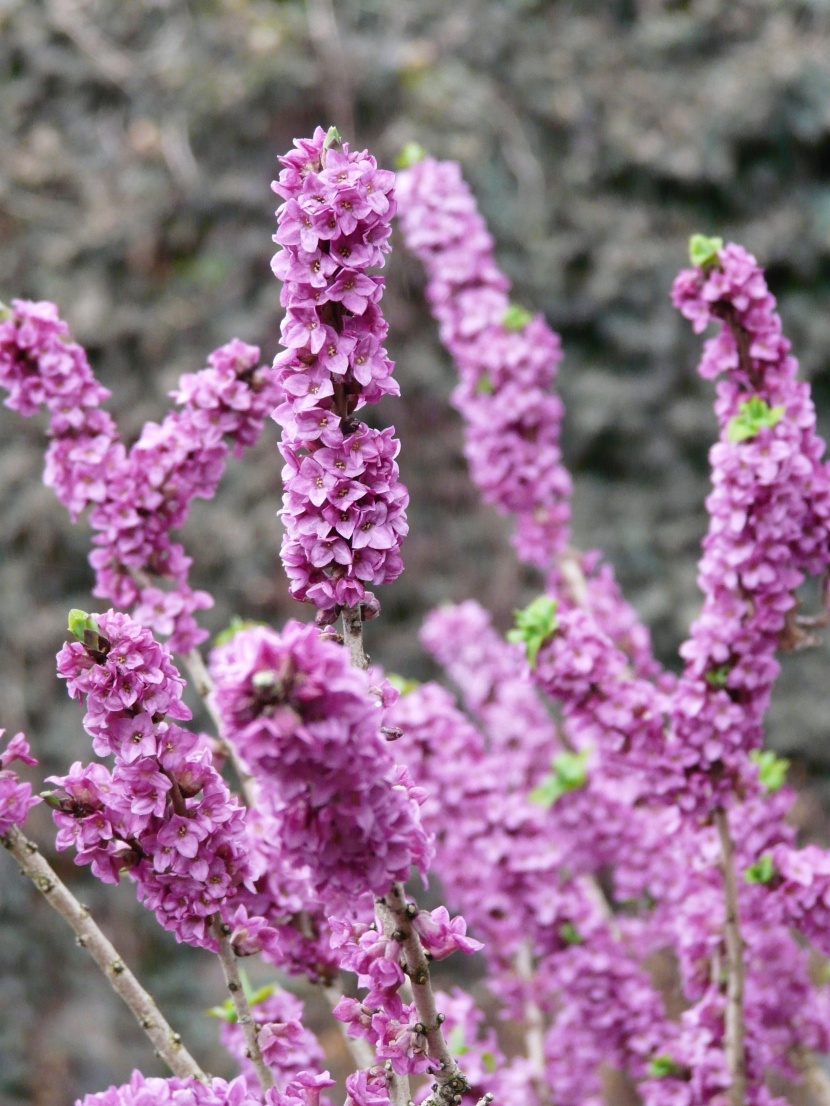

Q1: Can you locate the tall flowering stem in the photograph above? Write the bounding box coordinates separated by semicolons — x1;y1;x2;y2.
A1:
271;127;408;619
1;824;206;1081
0;299;279;652
395;156;569;571
669;239;830;814
50;610;254;949
395;155;660;679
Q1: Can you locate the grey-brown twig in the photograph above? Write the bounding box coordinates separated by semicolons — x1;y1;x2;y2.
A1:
211;916;274;1092
2;824;206;1081
714;807;746;1106
342;603;369;669
514;941;545;1080
381;883;470;1106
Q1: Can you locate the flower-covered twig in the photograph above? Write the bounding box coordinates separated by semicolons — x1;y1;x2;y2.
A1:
271;126;408;620
0;300;278;652
49;610;254;948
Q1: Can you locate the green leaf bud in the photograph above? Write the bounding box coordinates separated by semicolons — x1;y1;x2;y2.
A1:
744;853;775;884
726;396;784;444
502;303;534;331
396;142;427;169
688;234;724;269
507;595;558;666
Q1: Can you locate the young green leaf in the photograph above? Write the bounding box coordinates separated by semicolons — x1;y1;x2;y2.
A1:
726;396;784;444
704;664;731;689
749;749;789;793
558;921;583;945
213;616;264;647
68;609;98;640
205;997;238;1023
502;303;534;331
396;141;427;169
529;749;590;807
448;1024;469;1056
323;126;342;150
744;853;775;884
508;596;558;666
688;234;723;269
386;672;421;696
648;1054;684;1079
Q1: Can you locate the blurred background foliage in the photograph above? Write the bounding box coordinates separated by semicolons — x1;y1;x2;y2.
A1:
2;0;830;1100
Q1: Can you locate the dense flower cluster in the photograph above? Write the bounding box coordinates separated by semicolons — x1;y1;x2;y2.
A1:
0;298;121;518
220;989;325;1092
0;299;277;651
77;1072;276;1106
331;909;480;1079
396;156;569;570
395;159;661;680
209;621;431;916
667;242;830;812
271;128;408;614
422;601;669;902
394;603;687;1101
50;610;254;948
93;338;278;652
0;729;39;835
764;843;830;956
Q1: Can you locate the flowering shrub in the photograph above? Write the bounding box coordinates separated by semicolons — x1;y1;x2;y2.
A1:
3;126;830;1106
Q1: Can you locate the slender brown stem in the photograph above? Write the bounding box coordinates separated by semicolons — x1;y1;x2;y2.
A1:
1;824;206;1081
381;883;470;1106
211;916;274;1092
711;303;761;391
342;604;369;669
714;807;746;1106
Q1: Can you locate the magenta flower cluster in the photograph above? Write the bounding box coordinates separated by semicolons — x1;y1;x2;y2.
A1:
0;300;278;652
331;908;481;1079
0;298;120;518
395;156;570;570
394;159;661;680
668;243;830;812
220;989;325;1093
95;338;278;652
77;1073;290;1106
209;621;432;915
391;602;683;1103
271;128;408;615
50;610;254;948
0;729;39;836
